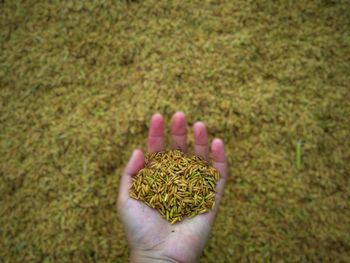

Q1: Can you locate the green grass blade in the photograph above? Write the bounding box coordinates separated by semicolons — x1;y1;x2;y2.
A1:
296;141;302;170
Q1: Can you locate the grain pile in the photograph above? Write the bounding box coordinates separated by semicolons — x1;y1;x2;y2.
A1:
1;0;350;262
130;150;219;224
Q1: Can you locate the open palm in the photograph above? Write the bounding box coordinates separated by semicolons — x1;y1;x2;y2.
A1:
117;112;228;263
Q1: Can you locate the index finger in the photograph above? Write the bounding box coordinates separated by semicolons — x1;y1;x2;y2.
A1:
147;113;165;153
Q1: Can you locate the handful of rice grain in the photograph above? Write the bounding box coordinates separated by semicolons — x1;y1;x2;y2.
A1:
129;150;220;224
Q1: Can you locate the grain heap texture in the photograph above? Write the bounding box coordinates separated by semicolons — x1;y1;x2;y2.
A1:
130;150;219;224
1;0;350;262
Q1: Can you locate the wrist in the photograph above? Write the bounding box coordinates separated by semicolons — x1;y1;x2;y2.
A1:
130;251;183;263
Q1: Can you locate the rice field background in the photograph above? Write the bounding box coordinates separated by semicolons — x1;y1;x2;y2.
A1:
1;0;350;262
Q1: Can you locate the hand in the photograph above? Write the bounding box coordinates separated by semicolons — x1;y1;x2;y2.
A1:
117;112;228;263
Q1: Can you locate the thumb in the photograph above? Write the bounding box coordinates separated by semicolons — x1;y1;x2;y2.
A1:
117;149;145;207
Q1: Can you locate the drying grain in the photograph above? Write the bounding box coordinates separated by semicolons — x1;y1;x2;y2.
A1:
129;150;219;223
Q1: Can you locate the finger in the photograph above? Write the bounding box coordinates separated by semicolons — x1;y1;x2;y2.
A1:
117;149;145;206
193;121;209;161
171;111;187;152
211;138;227;209
147;113;165;153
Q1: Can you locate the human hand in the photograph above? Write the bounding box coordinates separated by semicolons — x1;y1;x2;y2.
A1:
117;112;228;263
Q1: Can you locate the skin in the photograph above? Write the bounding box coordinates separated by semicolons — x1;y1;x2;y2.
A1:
117;112;228;263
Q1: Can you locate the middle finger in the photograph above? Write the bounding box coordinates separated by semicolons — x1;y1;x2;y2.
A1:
171;112;187;152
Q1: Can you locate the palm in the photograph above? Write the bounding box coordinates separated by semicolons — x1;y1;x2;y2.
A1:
117;112;227;263
122;193;214;262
